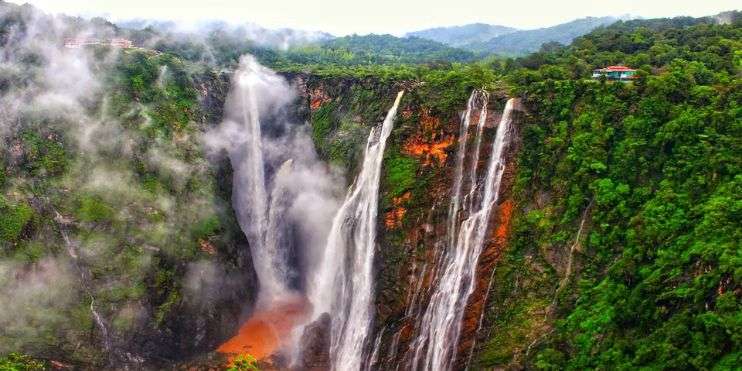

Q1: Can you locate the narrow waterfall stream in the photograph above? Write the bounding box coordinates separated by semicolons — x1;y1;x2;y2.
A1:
411;96;515;371
309;91;404;371
53;210;114;363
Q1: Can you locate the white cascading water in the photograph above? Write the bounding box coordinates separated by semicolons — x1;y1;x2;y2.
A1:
54;210;113;361
411;96;515;371
207;56;341;309
309;91;404;371
227;58;288;302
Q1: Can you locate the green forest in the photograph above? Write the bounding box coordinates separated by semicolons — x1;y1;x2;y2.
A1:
479;18;741;370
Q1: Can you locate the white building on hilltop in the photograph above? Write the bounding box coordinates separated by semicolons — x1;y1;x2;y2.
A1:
64;38;133;49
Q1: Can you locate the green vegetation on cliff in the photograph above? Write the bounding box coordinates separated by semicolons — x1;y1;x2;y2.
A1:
0;10;253;361
0;352;45;371
476;14;741;370
0;197;33;243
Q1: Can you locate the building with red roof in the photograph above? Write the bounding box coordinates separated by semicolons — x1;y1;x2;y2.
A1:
592;65;638;81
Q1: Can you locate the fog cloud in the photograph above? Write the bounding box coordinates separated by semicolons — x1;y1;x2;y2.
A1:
205;55;343;307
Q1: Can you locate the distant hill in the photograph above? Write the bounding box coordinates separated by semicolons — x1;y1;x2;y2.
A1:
406;23;517;47
464;16;623;56
562;11;742;56
319;34;476;64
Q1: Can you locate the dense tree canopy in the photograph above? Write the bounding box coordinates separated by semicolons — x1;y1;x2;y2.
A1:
479;13;742;370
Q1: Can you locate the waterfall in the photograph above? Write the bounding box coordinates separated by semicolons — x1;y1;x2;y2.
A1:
53;210;113;361
225;57;290;303
411;96;515;371
309;91;404;371
207;55;342;310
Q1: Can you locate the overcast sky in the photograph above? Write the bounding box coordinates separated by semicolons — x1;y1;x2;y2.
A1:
7;0;739;35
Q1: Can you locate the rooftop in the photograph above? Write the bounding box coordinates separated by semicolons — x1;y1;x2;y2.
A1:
596;65;636;71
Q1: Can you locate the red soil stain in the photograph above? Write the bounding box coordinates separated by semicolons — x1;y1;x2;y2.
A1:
401;110;454;166
217;297;311;362
494;199;514;242
385;192;412;230
310;88;331;111
402;136;454;166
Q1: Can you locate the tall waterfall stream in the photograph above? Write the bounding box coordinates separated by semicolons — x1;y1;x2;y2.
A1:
410;95;515;371
310;91;405;370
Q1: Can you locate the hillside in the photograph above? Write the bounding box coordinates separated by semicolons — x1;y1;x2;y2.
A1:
406;23;517;47
317;34;477;64
0;2;257;366
465;16;621;55
474;12;742;369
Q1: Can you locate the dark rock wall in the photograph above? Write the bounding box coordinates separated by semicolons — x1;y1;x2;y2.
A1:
140;70;259;367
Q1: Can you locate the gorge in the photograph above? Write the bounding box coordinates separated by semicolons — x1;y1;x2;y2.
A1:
0;2;739;370
208;56;517;370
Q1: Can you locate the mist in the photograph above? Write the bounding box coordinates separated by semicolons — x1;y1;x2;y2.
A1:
205;55;343;307
0;3;253;363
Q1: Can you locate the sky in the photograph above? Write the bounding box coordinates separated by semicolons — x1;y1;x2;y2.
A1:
7;0;740;36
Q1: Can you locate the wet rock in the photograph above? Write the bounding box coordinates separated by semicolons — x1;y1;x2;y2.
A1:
297;313;331;371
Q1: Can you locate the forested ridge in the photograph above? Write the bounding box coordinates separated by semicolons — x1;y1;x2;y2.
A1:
474;14;741;369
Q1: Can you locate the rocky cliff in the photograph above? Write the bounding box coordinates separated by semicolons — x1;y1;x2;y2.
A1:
287;73;527;369
0;46;258;369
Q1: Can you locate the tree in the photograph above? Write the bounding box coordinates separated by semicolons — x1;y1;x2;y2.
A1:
227;354;259;371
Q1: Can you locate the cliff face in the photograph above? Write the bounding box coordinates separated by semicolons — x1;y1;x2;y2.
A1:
4;4;736;369
155;70;260;363
1;54;531;368
0;49;258;369
289;74;525;369
456;104;524;369
166;58;741;371
370;97;524;371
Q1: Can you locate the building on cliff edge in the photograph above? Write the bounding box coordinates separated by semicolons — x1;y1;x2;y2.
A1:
592;65;637;81
64;38;133;49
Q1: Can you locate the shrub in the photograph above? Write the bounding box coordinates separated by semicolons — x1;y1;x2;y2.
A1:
228;354;259;371
75;195;114;223
384;152;418;199
0;353;45;370
0;197;33;242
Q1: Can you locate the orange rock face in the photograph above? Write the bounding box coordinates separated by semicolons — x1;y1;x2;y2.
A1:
198;239;216;255
402;110;454;166
493;200;513;246
402;136;455;167
309;88;331;111
217;297;311;363
385;192;412;230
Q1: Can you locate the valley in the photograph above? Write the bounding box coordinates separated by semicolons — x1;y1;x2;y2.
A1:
0;1;739;370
